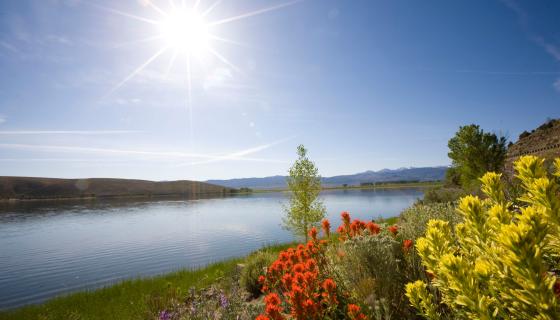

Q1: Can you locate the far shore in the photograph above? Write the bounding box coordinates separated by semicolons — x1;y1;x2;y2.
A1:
0;192;236;203
0;181;440;203
250;180;443;193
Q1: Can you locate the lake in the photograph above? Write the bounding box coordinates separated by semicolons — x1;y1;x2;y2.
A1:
0;188;423;309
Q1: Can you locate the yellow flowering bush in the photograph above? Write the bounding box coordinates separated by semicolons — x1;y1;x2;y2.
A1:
406;156;560;320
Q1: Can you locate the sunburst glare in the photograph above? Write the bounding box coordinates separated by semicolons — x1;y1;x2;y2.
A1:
95;0;301;150
158;8;209;55
101;0;302;95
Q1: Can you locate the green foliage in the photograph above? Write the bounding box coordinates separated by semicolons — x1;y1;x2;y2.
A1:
399;203;461;241
447;124;507;188
444;166;462;187
420;186;467;204
406;156;560;320
240;251;275;298
283;145;326;241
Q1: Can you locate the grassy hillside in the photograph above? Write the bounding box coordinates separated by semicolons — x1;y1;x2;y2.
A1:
0;177;237;200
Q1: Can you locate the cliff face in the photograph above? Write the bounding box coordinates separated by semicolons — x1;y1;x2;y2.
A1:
504;119;560;176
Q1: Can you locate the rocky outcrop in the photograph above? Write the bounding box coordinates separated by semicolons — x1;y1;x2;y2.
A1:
504;119;560;176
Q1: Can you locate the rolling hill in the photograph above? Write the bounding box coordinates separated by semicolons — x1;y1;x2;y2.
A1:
0;177;236;200
207;166;448;189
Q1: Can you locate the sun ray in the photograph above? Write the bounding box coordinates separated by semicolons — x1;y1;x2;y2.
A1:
165;49;179;78
108;47;168;95
201;0;222;17
208;34;250;48
208;48;242;73
185;53;194;149
86;1;158;25
192;0;202;10
207;0;303;27
146;1;169;18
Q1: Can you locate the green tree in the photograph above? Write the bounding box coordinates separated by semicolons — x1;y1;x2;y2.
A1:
283;145;326;241
447;124;507;187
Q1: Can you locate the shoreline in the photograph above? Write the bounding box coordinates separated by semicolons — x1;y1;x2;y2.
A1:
0;181;439;203
0;192;238;203
0;242;297;319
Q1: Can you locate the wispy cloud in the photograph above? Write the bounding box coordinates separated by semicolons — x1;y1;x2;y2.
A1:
415;66;560;76
0;158;130;163
0;41;19;53
0;143;219;159
0;137;293;165
554;79;560;92
0;115;6;124
534;37;560;62
176;136;295;166
500;0;560;89
0;130;141;135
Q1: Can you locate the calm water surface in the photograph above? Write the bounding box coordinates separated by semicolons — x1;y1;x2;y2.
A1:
0;188;423;309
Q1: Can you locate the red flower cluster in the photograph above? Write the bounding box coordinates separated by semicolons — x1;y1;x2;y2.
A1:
257;229;340;319
336;212;381;240
347;304;367;320
335;212;412;255
256;211;413;320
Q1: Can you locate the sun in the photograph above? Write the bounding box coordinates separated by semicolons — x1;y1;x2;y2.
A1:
158;9;209;55
102;0;303;102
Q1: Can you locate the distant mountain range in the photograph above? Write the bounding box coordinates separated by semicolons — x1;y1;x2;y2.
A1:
0;166;448;200
207;166;448;190
0;177;236;201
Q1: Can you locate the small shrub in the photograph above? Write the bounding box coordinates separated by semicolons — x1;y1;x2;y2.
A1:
333;234;415;319
331;213;423;319
406;156;560;319
399;203;461;241
420;186;467;204
240;251;275;298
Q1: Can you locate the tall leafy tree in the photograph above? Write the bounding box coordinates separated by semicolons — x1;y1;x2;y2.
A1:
447;124;507;187
283;145;326;241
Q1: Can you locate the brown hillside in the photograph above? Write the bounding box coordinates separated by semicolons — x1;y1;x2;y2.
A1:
0;177;236;200
504;119;560;175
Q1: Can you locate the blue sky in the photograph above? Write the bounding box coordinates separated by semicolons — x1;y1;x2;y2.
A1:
0;0;559;180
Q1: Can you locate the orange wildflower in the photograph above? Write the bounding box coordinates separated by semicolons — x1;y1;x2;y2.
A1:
322;278;336;292
265;293;282;306
293;263;305;273
366;221;381;235
341;211;351;224
309;227;318;241
348;304;367;320
321;219;331;238
403;239;413;252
